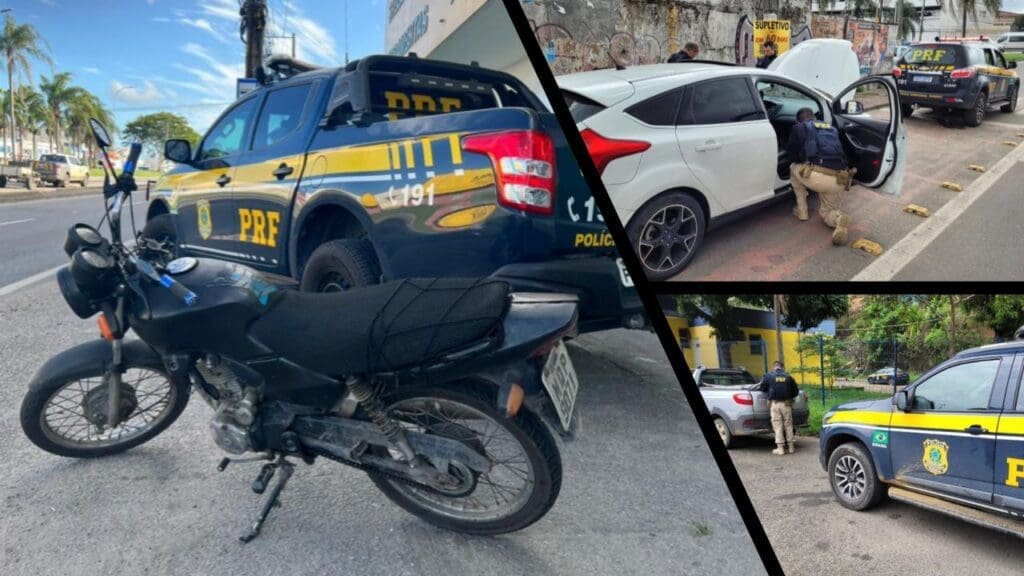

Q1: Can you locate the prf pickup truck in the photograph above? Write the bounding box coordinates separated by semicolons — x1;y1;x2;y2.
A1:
821;339;1024;537
146;55;642;332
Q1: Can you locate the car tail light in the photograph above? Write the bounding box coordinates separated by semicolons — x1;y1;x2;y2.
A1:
732;392;754;406
891;67;902;77
579;128;651;175
462;130;555;215
950;68;976;79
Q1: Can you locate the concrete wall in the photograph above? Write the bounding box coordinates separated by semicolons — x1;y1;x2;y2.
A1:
521;0;812;74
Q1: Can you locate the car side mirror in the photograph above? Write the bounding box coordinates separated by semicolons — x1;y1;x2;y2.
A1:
844;100;865;115
164;139;193;164
1009;61;1017;69
894;390;909;411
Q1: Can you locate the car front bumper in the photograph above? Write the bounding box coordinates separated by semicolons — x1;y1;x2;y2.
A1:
491;256;645;334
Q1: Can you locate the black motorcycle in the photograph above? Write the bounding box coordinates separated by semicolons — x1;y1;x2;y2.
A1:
20;119;581;541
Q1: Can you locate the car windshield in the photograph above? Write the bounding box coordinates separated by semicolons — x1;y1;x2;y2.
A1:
700;370;758;386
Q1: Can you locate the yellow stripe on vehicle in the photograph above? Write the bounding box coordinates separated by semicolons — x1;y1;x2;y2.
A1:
403;140;416;169
827;410;1002;433
997;415;1024;436
449;134;463;165
422;138;434;167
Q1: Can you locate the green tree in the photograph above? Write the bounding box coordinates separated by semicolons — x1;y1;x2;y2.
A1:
793;335;851;388
123;112;201;153
14;85;47;160
39;72;82;154
0;13;52;160
64;90;114;165
963;295;1024;340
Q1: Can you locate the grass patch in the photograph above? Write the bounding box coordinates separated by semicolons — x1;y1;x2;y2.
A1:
1006;52;1023;63
691;520;712;537
800;387;892;436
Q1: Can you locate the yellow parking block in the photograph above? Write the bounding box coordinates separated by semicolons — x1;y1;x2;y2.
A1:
903;204;930;217
967;164;986;173
852;238;883;256
1004;141;1019;147
941;182;963;192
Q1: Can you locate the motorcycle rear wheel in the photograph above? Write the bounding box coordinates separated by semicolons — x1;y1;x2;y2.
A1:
20;361;190;458
367;382;562;535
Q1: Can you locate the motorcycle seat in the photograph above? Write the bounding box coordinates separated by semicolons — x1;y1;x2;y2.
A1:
251;278;510;377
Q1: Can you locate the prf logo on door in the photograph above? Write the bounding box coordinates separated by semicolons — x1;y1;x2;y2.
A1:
1007;457;1024;487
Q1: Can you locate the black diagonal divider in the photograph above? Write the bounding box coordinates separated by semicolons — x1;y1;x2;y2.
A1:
498;1;784;574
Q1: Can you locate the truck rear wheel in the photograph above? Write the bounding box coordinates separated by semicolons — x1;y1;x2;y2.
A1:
1002;86;1018;113
828;442;886;511
964;91;987;127
299;239;380;293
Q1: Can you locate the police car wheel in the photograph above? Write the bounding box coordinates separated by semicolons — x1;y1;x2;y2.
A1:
828;442;885;511
964;92;987;127
300;238;380;293
626;192;705;281
1001;87;1018;113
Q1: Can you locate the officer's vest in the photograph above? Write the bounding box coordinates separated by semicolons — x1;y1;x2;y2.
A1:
802;120;847;170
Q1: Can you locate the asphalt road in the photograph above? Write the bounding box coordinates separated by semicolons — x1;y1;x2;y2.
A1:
0;282;766;576
0;193;145;289
674;107;1024;281
730;436;1024;576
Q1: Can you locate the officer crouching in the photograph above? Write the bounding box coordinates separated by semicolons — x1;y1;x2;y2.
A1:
758;360;800;455
787;108;857;245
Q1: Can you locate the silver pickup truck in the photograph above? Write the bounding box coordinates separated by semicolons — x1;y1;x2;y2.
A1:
36;153;90;187
693;366;809;448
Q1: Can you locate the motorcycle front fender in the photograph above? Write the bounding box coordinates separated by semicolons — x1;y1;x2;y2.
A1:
27;339;169;392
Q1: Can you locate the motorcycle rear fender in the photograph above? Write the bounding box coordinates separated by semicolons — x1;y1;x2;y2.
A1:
27;339;169;392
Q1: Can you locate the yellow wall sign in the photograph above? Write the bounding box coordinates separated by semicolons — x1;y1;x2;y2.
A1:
754;20;791;58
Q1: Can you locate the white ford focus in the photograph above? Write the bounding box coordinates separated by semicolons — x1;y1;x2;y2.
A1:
558;39;908;280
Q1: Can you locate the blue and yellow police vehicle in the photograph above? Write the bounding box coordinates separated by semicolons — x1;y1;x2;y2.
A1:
893;38;1019;127
144;55;641;332
820;339;1024;536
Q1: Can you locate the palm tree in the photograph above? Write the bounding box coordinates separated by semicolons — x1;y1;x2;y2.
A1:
945;0;1002;36
17;86;48;160
0;13;52;160
40;72;81;154
64;90;114;166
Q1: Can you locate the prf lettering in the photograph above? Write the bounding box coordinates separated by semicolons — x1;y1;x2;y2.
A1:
384;90;462;119
239;208;281;248
1007;457;1024;487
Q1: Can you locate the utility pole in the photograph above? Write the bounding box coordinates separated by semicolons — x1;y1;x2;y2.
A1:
241;0;267;78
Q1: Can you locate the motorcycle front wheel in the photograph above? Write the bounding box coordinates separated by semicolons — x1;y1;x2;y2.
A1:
367;382;562;535
20;361;190;458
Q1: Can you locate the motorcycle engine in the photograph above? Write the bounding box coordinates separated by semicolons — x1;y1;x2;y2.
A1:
196;355;257;455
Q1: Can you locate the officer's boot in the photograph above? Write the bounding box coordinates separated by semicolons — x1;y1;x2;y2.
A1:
787;441;796;454
772;444;786;456
831;213;850;246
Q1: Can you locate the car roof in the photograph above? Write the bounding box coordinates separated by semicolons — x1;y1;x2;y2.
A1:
558;63;768;105
954;340;1024;358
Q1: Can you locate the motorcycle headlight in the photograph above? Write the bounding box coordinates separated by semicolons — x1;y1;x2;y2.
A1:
70;247;117;297
57;266;98;319
63;223;107;257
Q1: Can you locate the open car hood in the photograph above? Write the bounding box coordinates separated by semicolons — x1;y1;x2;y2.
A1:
769;39;861;99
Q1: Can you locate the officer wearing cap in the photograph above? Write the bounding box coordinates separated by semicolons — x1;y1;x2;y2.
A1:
758;360;800;455
787;107;857;246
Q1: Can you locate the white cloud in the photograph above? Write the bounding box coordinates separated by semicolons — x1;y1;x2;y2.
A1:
154;16;229;44
38;0;57;6
110;80;166;104
197;0;239;22
82;66;101;75
270;0;340;65
172;42;244;102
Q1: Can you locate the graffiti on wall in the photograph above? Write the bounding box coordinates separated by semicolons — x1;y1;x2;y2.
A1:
531;21;669;74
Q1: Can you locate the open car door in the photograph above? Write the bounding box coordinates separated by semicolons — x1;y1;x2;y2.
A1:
830;77;907;195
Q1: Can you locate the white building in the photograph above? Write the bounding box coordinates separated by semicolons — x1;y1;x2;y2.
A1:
385;0;541;93
811;0;1008;41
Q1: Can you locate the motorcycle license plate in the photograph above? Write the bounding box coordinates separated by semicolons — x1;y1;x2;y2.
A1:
541;340;579;431
616;258;634;287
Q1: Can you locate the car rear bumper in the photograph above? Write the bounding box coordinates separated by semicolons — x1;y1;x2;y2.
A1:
491;256;645;333
899;89;977;110
725;409;810;436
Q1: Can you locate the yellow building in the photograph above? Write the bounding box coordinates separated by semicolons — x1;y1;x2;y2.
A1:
663;303;837;385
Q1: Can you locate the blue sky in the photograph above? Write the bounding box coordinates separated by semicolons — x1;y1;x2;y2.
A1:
6;0;385;134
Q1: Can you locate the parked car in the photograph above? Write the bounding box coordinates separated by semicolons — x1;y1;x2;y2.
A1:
693;366;810;448
37;153;91;187
995;32;1024;54
865;366;910;386
820;340;1024;537
893;39;1019;126
145;55;642;332
558;39;907;279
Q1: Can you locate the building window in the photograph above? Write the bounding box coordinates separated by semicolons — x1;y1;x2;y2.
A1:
749;334;764;355
678;328;691;348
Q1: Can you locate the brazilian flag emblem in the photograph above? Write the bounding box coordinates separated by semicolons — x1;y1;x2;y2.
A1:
871;430;889;448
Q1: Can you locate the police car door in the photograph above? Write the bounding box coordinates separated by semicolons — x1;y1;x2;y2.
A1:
890;356;1006;504
830;77;906;196
177;95;260;258
994;354;1024;513
229;80;318;273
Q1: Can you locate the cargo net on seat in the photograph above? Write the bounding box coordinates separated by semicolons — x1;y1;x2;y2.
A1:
366;278;510;373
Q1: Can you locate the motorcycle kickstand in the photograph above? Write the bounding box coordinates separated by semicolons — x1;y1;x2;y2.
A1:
239;456;295;543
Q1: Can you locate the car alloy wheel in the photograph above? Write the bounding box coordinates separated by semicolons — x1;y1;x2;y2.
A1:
833;454;867;502
636;204;699;274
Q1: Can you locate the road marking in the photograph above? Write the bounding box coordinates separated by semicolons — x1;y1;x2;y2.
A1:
0;264;63;299
0;218;33;227
984;121;1024;130
853;140;1024;281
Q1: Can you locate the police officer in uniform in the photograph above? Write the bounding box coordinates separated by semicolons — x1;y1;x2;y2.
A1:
787;107;856;246
667;42;700;62
758;360;799;455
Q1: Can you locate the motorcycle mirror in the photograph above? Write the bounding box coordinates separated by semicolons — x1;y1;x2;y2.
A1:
89;118;112;149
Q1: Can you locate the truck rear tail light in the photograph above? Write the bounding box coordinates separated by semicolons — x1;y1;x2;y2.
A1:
950;68;976;79
891;67;902;77
732;392;754;406
579;128;651;175
462;130;555;216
